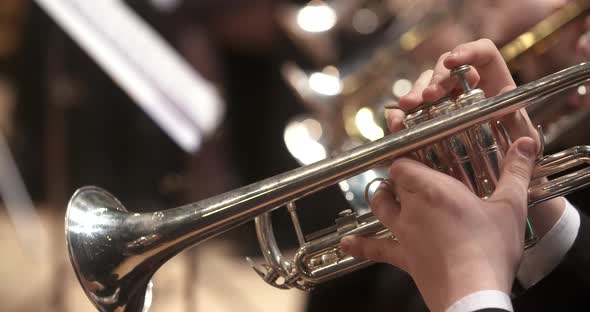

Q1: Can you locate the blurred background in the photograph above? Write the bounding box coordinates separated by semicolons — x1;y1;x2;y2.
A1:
1;0;589;311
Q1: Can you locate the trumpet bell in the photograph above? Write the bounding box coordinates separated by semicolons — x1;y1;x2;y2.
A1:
66;186;153;312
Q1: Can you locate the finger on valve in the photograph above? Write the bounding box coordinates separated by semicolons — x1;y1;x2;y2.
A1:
398;69;433;111
385;108;405;133
443;39;514;97
340;235;404;267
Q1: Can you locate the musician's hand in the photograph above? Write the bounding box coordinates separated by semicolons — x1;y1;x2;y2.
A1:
340;137;538;312
396;38;534;140
387;38;565;239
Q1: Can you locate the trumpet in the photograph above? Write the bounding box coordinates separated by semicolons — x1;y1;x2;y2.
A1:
66;63;590;312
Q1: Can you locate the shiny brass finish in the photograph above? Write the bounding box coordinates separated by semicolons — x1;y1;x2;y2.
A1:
500;0;590;65
498;0;590;147
66;63;590;311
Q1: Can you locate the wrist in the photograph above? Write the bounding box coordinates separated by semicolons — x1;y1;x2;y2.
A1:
517;199;579;288
445;290;513;312
418;261;513;312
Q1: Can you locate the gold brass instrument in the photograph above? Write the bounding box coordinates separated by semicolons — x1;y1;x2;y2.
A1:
499;0;590;149
500;0;590;68
66;63;590;311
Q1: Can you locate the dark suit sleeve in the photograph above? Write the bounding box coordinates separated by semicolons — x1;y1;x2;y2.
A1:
513;210;590;311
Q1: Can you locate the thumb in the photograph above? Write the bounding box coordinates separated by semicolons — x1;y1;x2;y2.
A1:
491;137;538;206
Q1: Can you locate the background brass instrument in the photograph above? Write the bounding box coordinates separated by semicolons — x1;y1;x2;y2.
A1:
500;0;590;68
66;63;590;311
499;0;590;150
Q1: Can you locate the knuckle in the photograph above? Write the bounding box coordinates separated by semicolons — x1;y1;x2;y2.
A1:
430;73;444;85
450;45;464;56
437;52;450;64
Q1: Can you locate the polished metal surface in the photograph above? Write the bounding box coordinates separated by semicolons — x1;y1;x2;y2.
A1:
66;63;590;311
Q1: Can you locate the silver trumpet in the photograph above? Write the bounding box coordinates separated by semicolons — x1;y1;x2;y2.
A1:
66;63;590;311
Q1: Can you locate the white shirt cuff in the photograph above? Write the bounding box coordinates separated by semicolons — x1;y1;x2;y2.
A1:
516;198;580;288
445;290;513;312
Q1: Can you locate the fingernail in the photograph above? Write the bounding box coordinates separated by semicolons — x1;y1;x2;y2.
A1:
517;139;536;158
389;111;402;123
